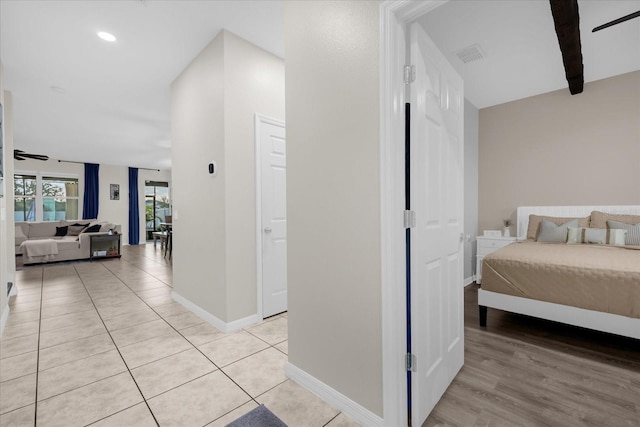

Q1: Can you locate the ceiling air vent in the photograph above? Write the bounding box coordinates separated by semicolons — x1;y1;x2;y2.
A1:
455;44;486;64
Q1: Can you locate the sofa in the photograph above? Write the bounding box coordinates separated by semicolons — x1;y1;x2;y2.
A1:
15;219;122;264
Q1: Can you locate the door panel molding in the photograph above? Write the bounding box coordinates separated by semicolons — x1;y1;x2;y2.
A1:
410;22;464;425
380;1;455;426
255;114;287;320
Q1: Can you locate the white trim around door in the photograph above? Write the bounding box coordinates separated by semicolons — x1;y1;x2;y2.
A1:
255;114;287;320
379;1;451;426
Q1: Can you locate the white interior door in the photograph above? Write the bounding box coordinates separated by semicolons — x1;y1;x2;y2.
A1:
259;117;287;318
409;22;464;426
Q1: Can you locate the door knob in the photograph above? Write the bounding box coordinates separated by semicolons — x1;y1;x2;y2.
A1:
264;227;272;233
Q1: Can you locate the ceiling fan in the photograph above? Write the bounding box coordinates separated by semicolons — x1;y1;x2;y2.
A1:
593;10;640;32
14;149;49;161
549;1;640;96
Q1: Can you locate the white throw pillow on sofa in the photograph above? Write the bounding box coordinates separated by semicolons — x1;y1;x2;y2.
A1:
28;222;59;238
15;225;28;246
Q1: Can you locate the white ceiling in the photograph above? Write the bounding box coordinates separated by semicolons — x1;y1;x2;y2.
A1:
1;1;638;170
0;0;284;170
419;0;640;108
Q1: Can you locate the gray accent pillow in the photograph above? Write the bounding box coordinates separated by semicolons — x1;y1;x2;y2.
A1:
607;220;640;246
537;219;578;243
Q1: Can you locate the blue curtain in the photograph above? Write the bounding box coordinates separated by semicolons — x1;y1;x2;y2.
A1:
128;167;140;245
82;163;100;219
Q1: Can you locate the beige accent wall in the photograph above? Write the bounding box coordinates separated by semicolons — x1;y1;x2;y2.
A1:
464;99;479;279
479;71;640;234
285;0;383;416
171;30;284;322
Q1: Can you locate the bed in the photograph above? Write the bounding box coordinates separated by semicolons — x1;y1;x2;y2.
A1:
478;205;640;340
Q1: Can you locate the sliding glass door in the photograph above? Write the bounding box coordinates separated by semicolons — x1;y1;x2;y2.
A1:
145;181;170;239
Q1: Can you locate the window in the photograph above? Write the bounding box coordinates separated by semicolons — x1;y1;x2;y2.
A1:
14;174;37;221
42;176;79;221
14;173;79;222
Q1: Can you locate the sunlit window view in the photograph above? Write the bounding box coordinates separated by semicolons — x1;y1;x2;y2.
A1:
145;180;171;239
42;176;79;221
14;174;37;221
14;174;79;221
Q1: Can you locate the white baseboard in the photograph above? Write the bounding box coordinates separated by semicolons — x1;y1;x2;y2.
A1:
285;362;384;427
464;275;476;287
0;304;10;340
171;291;259;333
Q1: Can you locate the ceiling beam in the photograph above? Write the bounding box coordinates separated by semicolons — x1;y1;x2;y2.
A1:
549;0;584;95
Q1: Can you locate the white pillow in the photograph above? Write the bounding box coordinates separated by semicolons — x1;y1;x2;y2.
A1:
566;227;626;245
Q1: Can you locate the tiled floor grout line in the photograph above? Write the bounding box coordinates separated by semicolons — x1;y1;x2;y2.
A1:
33;267;44;426
323;412;343;427
35;371;126;405
75;260;245;411
98;259;296;424
11;249;323;426
103;255;172;287
84;402;145;426
89;261;265;425
72;263;161;427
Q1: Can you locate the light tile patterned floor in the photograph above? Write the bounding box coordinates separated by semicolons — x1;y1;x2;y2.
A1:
1;244;360;426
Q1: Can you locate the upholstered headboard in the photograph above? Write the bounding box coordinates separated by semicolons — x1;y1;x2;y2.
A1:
516;205;640;239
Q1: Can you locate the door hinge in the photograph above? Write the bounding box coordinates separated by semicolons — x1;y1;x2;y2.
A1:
403;65;415;84
404;210;416;229
406;353;417;372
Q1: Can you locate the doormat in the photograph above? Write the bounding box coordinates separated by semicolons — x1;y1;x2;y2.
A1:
225;404;287;427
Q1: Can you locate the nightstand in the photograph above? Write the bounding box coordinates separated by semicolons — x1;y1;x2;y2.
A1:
476;235;517;284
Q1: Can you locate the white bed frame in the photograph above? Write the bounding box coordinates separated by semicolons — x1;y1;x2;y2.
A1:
478;205;640;340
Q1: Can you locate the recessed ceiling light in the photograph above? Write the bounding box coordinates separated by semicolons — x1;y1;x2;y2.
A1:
97;31;117;42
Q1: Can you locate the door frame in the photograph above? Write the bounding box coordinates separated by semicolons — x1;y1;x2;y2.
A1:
380;1;451;426
255;113;286;320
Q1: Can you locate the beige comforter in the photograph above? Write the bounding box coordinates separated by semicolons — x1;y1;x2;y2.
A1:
482;241;640;319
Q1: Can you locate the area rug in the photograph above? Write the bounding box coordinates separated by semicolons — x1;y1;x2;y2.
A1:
225;404;287;427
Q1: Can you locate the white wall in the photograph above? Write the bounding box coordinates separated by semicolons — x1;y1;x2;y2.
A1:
13;158;170;245
99;164;128;239
171;30;285;324
464;99;479;281
171;32;228;320
285;0;383;417
223;32;285;320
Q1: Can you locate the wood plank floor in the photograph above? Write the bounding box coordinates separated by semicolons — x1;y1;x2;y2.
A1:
424;284;640;427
